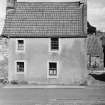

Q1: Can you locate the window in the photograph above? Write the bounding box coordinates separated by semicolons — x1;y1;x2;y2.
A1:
15;60;26;74
17;39;24;51
16;62;24;73
49;62;57;76
51;38;59;51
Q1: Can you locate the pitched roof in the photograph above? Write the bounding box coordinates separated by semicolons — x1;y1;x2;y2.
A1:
2;2;86;38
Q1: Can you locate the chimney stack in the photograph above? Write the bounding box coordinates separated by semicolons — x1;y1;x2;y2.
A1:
7;0;17;11
80;0;87;4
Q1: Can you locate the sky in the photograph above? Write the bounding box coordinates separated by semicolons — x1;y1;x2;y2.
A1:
0;0;105;33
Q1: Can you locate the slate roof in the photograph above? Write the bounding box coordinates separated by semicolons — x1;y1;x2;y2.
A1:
2;2;86;38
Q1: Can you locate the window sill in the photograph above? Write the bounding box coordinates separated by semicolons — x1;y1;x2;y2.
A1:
47;76;58;79
15;72;25;74
48;50;60;54
16;50;25;53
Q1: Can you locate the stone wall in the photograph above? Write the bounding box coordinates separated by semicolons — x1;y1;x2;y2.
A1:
0;38;8;80
0;57;8;79
87;35;104;71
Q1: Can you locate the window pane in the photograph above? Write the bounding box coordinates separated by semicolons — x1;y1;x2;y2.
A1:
54;70;57;75
18;40;23;44
49;70;54;75
51;38;58;42
18;44;24;50
49;62;56;68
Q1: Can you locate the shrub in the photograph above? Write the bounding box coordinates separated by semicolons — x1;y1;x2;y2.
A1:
19;81;28;85
11;80;18;85
80;80;88;86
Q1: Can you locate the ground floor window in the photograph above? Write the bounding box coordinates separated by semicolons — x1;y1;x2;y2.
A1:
48;62;57;77
16;61;25;73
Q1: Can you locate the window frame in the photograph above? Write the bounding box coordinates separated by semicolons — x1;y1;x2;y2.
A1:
16;39;25;52
47;61;59;79
15;60;26;74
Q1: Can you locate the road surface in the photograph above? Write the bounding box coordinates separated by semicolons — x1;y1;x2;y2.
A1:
0;87;105;105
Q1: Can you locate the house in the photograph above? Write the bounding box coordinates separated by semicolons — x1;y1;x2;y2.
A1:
87;35;104;71
2;0;87;85
100;33;105;69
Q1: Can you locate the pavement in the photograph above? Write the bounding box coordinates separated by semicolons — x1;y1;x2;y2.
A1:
0;87;105;105
2;82;105;88
3;84;86;88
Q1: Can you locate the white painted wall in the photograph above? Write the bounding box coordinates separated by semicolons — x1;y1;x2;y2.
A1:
8;38;87;85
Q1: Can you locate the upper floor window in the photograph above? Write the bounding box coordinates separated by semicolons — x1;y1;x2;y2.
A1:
50;38;59;51
16;39;25;51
